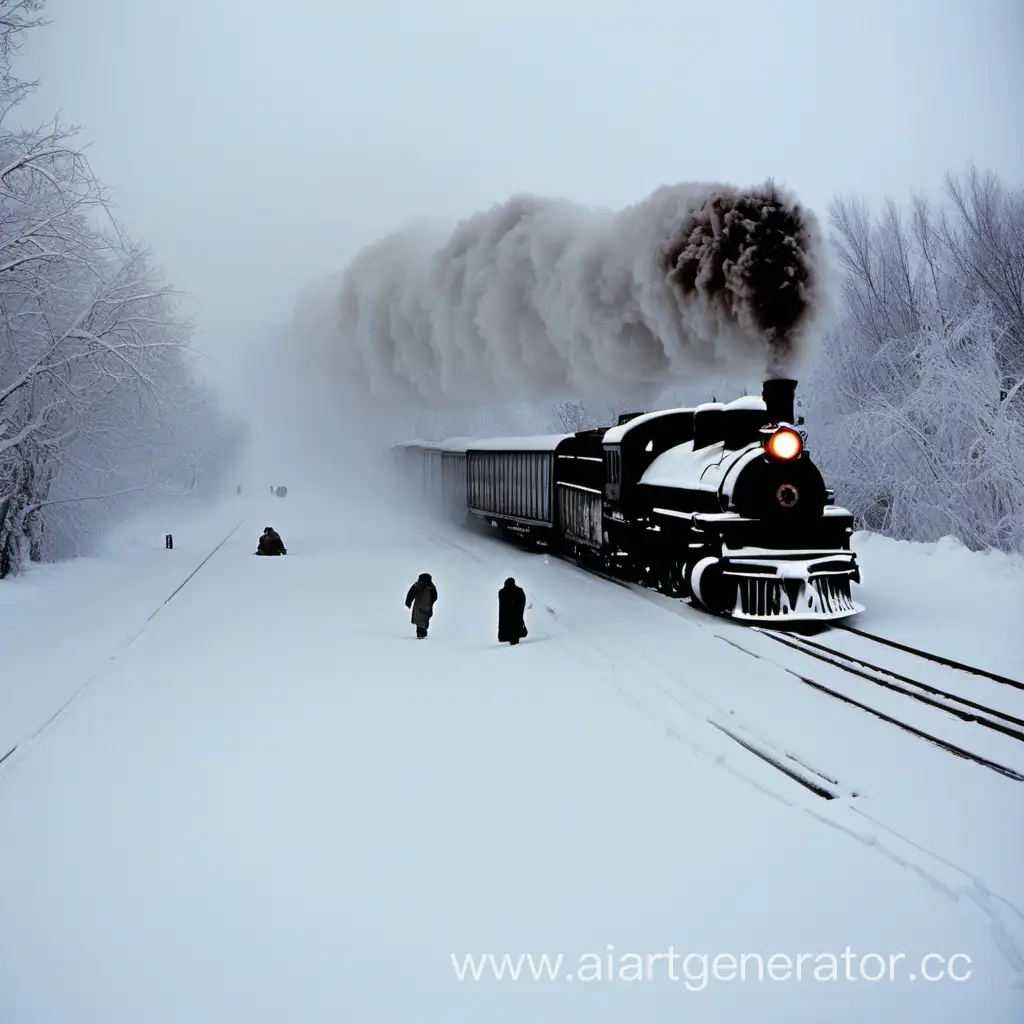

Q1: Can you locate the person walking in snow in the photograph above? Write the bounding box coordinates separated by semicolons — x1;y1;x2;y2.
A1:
405;572;438;638
497;577;527;645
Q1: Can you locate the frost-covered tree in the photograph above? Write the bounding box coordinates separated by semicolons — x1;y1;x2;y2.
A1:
0;1;238;576
804;167;1024;553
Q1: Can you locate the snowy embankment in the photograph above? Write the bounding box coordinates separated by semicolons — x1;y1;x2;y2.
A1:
848;532;1023;679
0;492;1021;1023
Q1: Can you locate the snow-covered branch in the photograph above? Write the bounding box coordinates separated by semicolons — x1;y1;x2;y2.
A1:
0;3;240;577
805;169;1024;554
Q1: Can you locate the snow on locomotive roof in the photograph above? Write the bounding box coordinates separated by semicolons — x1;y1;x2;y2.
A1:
723;396;767;411
639;440;724;488
462;433;575;451
600;407;693;444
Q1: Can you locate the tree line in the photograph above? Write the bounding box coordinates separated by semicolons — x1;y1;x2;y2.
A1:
0;1;239;578
805;167;1022;553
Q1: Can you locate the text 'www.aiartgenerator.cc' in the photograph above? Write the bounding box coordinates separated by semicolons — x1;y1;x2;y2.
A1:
449;947;973;989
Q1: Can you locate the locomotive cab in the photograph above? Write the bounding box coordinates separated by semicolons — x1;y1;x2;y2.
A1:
600;409;696;504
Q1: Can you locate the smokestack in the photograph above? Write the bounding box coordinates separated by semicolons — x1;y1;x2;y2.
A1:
762;378;796;425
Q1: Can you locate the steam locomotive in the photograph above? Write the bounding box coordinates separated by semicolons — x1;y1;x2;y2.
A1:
390;378;862;623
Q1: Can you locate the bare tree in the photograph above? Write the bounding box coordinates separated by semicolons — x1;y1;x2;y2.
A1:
805;168;1024;553
550;399;593;432
938;167;1024;378
0;3;238;576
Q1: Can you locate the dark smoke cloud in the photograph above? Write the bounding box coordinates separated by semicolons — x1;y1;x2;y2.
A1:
284;180;830;411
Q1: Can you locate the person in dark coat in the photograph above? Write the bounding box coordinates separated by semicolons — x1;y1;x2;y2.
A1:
256;526;286;555
497;577;527;645
405;572;438;638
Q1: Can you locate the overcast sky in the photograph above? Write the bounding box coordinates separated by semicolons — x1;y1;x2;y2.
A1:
16;0;1023;410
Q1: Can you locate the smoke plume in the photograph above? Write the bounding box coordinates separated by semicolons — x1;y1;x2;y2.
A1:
287;180;830;411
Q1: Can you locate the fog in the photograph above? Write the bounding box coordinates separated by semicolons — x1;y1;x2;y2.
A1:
16;0;1024;467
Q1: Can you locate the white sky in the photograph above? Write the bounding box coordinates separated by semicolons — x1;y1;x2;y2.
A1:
16;0;1024;409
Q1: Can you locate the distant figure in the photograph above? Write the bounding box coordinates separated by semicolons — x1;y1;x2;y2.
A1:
236;484;242;495
498;577;527;645
405;572;438;639
256;526;286;556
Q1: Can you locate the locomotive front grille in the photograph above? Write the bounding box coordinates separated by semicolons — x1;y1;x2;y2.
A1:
735;576;783;618
730;571;856;620
810;575;856;616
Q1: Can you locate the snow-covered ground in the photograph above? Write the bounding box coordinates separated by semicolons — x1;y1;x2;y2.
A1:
1;488;1022;1023
846;531;1023;679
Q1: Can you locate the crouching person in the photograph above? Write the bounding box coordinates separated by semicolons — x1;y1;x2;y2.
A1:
405;572;437;638
256;526;287;556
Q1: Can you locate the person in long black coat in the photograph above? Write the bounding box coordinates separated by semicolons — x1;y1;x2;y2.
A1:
497;577;527;645
405;572;438;638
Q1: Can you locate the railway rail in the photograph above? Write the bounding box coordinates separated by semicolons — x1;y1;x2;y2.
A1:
751;628;1024;744
724;627;1024;782
831;623;1024;690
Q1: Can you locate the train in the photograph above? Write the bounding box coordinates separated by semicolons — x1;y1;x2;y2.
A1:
390;378;862;623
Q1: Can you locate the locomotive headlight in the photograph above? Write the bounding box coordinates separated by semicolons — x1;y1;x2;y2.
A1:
764;427;802;461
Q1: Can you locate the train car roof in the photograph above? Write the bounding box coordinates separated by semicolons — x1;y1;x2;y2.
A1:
600;407;694;444
437;436;476;452
462;433;575;452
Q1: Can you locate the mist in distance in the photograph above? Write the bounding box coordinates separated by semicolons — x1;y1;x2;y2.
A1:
16;0;1022;481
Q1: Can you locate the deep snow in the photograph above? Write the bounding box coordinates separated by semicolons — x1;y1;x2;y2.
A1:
1;491;1022;1023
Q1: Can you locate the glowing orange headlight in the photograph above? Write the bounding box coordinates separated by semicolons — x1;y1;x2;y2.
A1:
765;427;802;460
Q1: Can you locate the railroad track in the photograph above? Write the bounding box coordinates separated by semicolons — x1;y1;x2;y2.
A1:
0;515;250;783
422;518;1024;783
728;628;1024;782
559;557;1024;782
832;623;1024;691
751;628;1024;743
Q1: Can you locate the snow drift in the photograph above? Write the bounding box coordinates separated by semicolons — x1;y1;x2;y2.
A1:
289;180;830;410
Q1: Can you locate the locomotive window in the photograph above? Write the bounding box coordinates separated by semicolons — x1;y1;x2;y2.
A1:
604;448;621;484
